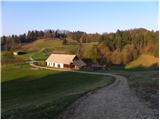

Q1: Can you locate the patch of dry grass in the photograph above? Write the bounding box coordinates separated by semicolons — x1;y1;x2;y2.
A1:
125;54;158;69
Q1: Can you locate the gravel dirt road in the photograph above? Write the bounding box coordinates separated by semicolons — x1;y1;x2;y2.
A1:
60;74;157;119
29;63;157;119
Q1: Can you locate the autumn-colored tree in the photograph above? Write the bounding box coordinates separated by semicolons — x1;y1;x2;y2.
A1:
121;48;132;65
1;28;158;64
110;49;122;65
63;38;67;45
77;42;84;58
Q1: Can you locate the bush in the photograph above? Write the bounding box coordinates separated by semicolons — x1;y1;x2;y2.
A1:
35;61;47;66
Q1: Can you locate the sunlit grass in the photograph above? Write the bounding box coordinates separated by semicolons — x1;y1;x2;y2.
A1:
1;64;114;118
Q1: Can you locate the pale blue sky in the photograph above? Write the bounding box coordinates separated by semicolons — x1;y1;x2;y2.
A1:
1;1;158;35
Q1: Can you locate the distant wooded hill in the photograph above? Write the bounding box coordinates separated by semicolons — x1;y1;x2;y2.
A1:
1;28;159;67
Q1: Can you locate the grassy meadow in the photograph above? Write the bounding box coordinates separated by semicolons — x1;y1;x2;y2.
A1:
20;39;98;60
108;65;159;90
126;71;158;89
1;64;114;118
1;37;159;118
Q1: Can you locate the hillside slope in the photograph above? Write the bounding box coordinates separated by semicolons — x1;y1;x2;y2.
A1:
125;54;158;69
20;39;98;60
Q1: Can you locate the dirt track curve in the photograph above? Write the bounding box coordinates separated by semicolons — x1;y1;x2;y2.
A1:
30;63;157;119
60;74;157;119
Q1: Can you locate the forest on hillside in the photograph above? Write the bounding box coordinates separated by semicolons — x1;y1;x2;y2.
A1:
1;28;159;66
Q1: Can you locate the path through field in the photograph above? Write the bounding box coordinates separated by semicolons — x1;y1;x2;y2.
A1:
60;74;157;119
30;63;157;119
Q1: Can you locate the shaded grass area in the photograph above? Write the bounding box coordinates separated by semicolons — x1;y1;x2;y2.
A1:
121;71;158;89
109;65;159;89
108;65;159;112
1;64;56;82
109;64;158;72
1;64;114;118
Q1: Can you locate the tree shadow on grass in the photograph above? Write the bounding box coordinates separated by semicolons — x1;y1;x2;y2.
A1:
1;71;108;118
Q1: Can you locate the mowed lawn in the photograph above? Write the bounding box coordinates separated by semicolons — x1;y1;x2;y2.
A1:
1;64;114;119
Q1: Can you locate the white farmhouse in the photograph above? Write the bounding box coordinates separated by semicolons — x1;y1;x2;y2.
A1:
45;54;86;69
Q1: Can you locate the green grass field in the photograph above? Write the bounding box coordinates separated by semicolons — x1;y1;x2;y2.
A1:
19;39;98;60
1;64;114;118
109;68;159;112
108;66;159;90
20;39;78;60
126;71;159;89
2;38;158;118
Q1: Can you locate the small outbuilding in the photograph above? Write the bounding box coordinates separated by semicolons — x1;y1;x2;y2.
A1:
46;54;86;69
13;51;26;56
13;52;18;56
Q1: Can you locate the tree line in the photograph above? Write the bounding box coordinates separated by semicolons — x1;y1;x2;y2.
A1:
78;28;158;65
1;28;158;65
1;29;69;50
